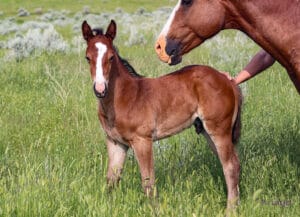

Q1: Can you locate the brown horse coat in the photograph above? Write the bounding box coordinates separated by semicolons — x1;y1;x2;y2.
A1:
155;0;300;93
82;20;242;209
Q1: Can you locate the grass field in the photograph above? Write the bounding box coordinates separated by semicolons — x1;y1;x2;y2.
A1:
0;1;300;216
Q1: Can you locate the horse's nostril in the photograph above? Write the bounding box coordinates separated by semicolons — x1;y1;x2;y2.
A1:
155;42;162;56
165;39;179;56
166;47;175;56
155;36;175;63
156;43;161;51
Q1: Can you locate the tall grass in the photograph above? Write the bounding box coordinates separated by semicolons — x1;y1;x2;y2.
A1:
1;1;300;217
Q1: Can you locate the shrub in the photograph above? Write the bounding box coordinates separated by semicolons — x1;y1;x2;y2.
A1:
82;6;90;15
1;7;174;60
125;26;146;46
18;8;30;17
6;25;68;61
34;8;43;15
0;18;18;35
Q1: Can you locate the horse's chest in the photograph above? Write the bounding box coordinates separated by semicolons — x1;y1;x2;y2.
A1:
98;112;128;144
106;127;126;144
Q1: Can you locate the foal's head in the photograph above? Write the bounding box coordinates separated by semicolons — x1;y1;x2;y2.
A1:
82;20;117;98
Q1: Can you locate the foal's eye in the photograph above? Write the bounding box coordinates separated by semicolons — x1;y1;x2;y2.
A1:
85;56;90;63
181;0;192;6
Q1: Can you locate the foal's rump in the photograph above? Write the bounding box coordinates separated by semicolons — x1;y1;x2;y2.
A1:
174;65;242;144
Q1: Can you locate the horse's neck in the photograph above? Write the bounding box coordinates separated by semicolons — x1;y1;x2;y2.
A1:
224;0;294;71
224;1;273;33
100;57;135;108
111;57;134;86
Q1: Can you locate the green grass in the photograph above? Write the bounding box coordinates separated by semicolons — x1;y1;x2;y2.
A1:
1;1;300;217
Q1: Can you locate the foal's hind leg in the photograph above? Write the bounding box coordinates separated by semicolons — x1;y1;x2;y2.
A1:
194;118;218;155
106;137;128;189
202;131;218;156
208;132;240;209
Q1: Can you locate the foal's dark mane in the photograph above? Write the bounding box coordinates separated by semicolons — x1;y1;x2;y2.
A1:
118;55;143;78
93;28;142;78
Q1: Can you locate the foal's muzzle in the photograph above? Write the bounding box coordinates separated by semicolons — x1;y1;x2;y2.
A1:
93;83;107;98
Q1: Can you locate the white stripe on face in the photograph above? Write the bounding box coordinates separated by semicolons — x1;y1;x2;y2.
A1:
160;0;181;36
95;42;107;83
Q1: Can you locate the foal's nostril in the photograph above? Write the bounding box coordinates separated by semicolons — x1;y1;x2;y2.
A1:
93;83;106;98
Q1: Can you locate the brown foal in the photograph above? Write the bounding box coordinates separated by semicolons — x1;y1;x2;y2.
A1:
82;20;242;209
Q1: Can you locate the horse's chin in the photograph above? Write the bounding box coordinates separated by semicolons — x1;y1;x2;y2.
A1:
168;55;182;65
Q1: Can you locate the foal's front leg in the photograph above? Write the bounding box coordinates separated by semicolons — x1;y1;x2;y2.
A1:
131;137;155;197
106;137;128;189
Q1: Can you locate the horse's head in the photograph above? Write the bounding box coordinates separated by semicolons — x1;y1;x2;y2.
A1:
155;0;225;65
82;20;117;98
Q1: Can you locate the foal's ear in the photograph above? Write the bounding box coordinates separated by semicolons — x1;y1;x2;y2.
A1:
82;20;94;42
105;20;117;40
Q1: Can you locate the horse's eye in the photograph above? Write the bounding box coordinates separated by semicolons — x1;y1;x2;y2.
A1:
182;0;192;6
109;55;114;62
85;56;90;63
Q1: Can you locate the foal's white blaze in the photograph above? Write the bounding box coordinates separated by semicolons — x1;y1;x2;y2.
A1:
159;0;180;37
95;42;107;83
95;42;107;93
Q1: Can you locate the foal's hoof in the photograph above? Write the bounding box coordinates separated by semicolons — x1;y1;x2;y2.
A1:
225;207;238;217
225;198;240;216
106;178;120;193
144;186;158;198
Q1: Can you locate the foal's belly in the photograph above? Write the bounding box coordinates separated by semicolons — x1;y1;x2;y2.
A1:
154;113;198;140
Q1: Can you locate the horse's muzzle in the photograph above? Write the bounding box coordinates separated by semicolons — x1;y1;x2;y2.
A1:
93;83;107;98
155;36;182;65
165;38;182;65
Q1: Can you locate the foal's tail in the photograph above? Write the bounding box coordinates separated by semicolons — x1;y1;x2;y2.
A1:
232;86;243;145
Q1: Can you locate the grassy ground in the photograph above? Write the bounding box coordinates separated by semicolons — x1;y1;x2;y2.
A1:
1;1;300;217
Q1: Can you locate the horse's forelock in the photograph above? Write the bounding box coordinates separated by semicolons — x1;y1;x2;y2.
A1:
93;28;104;36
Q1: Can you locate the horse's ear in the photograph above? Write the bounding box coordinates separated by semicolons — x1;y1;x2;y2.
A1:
105;20;117;40
82;20;94;42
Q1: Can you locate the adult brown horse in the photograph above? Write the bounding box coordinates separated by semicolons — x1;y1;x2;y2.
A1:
82;20;242;209
155;0;300;94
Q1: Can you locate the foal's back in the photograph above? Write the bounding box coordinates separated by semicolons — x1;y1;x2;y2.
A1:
127;65;239;140
148;65;237;112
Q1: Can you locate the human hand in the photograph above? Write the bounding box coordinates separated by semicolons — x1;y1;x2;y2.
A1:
220;71;234;81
